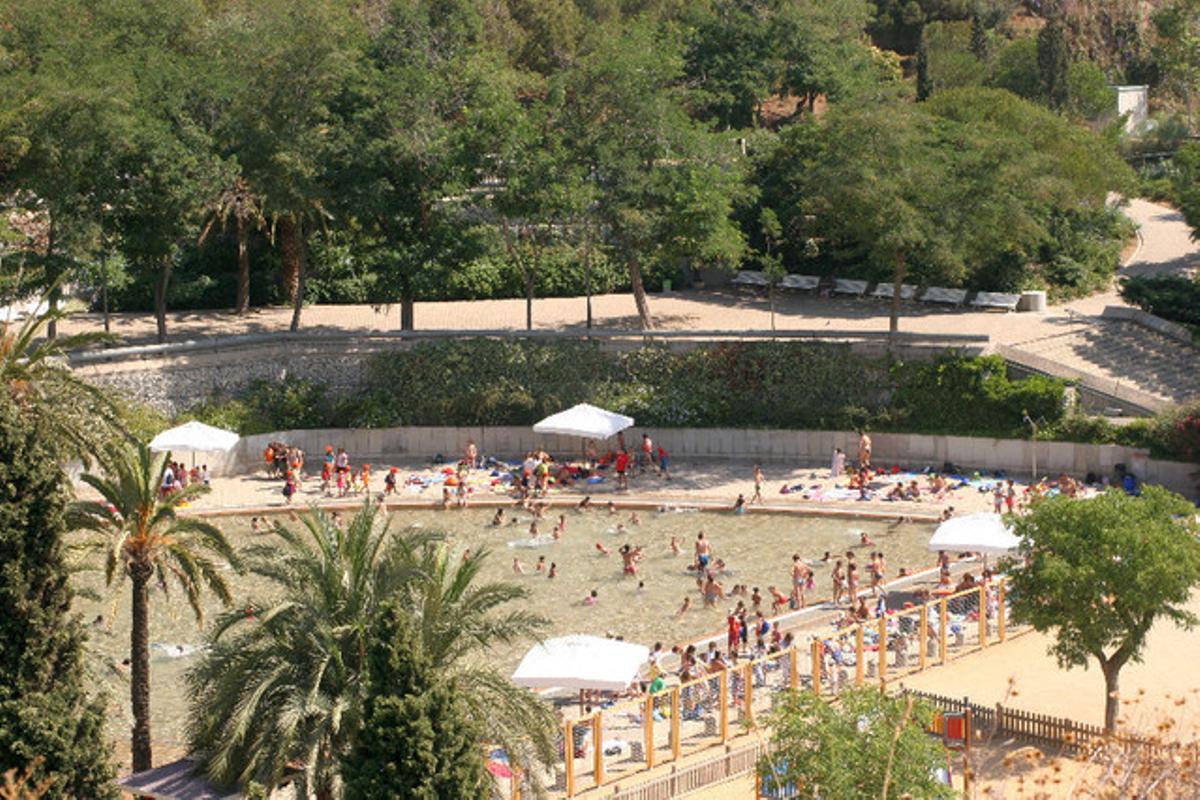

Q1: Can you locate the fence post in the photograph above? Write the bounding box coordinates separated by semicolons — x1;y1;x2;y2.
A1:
719;669;729;743
789;645;798;690
671;687;681;762
919;604;928;671
811;639;822;695
511;768;521;800
855;625;865;686
998;580;1007;642
939;598;949;665
645;693;655;770
743;662;754;728
565;719;575;797
978;586;988;648
878;616;888;686
593;711;604;786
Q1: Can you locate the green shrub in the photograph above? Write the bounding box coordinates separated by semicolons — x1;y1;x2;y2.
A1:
1119;275;1200;327
185;379;336;435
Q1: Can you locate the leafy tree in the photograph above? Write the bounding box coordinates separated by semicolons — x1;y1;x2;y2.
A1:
990;37;1042;100
1153;0;1200;131
1007;487;1200;731
970;13;988;62
187;504;552;796
0;302;117;460
340;604;489;800
1038;15;1071;110
759;687;953;799
68;441;237;772
560;20;746;328
0;392;116;799
199;176;265;315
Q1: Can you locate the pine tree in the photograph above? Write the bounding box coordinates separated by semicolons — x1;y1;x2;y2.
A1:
970;14;988;63
1037;17;1071;109
0;393;116;798
341;604;489;800
916;32;933;101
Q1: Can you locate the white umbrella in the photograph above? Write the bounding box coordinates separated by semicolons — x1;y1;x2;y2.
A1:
512;634;650;692
928;512;1022;556
149;421;240;455
533;403;634;440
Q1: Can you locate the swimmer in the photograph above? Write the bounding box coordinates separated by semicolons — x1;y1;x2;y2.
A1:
751;587;762;609
695;532;712;571
548;562;558;579
535;555;546;573
554;515;566;538
250;516;263;533
529;521;539;538
615;523;626;535
607;500;617;515
579;495;592;510
670;536;682;556
629;512;640;525
637;580;645;593
768;585;789;613
820;550;832;563
620;544;639;577
596;542;611;556
492;509;505;526
859;531;876;547
677;596;692;616
512;557;524;575
584;589;599;605
732;494;746;514
462;548;473;563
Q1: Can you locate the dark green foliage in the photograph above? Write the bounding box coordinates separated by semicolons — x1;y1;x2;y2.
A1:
184;378;337;435
916;33;933;101
1119;275;1200;328
190;340;1068;439
1037;17;1071;110
0;394;116;798
970;14;988;62
341;605;489;800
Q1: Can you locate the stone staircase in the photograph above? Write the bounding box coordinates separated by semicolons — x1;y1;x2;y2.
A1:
1002;316;1200;414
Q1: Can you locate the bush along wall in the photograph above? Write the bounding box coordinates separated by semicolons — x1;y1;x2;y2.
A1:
183;340;1071;441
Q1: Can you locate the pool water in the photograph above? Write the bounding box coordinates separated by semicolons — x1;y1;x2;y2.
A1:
72;505;934;750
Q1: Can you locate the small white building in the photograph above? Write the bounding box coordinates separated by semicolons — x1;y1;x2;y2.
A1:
1115;85;1149;133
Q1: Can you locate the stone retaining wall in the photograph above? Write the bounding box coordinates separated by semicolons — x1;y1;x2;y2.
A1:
201;425;1197;499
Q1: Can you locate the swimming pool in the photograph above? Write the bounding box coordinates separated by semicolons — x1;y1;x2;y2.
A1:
73;504;935;750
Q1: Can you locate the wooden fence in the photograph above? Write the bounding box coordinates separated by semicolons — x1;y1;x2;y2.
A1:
906;689;1193;759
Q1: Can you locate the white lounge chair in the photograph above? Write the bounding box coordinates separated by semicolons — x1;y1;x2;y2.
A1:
832;279;869;297
732;270;769;288
970;291;1021;311
779;274;820;291
921;287;969;305
871;283;918;301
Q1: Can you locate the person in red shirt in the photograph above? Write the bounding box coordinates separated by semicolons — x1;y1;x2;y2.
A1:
657;445;670;480
615;449;629;490
726;613;741;654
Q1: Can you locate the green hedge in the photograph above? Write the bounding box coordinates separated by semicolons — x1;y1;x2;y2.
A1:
1119;275;1200;330
186;340;1069;441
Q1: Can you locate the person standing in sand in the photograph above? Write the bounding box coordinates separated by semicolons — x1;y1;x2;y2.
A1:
858;432;872;470
831;447;845;478
752;465;764;504
695;533;712;571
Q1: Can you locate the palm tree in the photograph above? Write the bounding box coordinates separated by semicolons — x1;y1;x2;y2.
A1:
67;441;237;773
186;503;555;797
1;295;118;460
199;175;264;315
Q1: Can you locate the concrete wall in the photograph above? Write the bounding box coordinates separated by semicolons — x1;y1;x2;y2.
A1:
203;425;1198;499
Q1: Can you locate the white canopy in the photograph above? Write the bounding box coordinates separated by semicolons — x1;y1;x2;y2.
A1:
149;421;240;454
532;403;634;440
512;635;650;692
928;512;1023;556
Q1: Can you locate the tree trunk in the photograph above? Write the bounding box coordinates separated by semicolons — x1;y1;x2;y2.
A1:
525;273;534;331
278;217;301;304
1101;660;1121;733
628;256;653;330
889;250;906;342
153;257;173;344
400;293;414;331
288;221;306;333
235;215;250;314
130;562;154;772
46;221;58;340
769;285;777;332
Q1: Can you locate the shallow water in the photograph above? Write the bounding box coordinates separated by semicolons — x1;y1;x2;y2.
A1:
73;506;934;749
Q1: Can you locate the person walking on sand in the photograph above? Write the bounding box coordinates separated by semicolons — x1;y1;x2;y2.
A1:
831;447;845;478
752;465;764;504
858;432;872;470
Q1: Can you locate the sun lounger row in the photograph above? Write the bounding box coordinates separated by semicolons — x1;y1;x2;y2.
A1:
729;271;1020;311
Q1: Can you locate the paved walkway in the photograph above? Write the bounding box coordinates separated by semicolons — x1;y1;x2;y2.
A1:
58;198;1200;405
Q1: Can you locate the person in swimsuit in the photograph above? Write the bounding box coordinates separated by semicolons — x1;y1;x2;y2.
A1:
847;563;860;604
831;560;845;605
791;554;809;609
752;465;764;504
695;533;712;570
858;431;872;470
